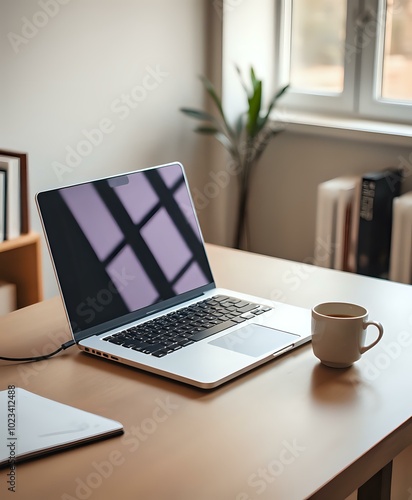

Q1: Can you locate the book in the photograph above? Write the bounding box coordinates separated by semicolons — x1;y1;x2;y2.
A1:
0;149;29;234
356;168;403;279
0;280;16;314
389;191;412;284
0;169;5;242
347;177;362;273
0;156;20;239
314;176;360;270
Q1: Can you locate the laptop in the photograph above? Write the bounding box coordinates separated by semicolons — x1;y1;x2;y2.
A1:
36;161;311;389
0;388;123;467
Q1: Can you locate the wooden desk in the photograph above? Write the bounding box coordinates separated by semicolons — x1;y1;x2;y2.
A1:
1;244;411;499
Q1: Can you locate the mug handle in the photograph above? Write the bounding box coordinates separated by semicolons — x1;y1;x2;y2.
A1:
360;321;384;354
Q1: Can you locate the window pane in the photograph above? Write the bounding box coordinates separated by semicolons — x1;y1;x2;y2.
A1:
381;0;412;102
290;0;347;93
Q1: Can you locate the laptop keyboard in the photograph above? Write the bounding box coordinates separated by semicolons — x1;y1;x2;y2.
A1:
102;294;272;358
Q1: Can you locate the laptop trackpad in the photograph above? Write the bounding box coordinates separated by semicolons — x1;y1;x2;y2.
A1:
209;324;299;357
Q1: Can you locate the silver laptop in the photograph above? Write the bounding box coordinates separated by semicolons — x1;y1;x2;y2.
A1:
36;161;311;389
0;388;123;467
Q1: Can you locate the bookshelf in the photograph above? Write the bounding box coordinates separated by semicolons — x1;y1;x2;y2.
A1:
0;232;43;309
0;149;44;310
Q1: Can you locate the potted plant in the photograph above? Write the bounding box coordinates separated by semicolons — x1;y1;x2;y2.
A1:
180;66;288;249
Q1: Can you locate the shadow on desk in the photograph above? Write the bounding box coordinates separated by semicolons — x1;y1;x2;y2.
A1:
311;363;363;405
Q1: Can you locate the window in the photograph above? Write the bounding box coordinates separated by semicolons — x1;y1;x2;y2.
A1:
276;0;412;124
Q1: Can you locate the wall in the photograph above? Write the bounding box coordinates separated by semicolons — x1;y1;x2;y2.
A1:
0;0;210;299
248;128;412;262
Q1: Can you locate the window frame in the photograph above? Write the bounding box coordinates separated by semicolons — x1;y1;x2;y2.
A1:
274;0;412;125
358;0;412;122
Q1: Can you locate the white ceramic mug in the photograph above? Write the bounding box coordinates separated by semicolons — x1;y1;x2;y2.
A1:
311;302;384;368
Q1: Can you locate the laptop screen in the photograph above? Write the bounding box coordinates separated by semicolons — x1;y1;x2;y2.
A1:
37;163;214;336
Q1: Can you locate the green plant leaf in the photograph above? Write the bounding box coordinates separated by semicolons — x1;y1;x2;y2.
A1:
250;67;259;96
180;65;289;180
261;84;289;125
194;126;220;134
179;107;217;123
234;113;244;139
200;76;223;114
199;75;236;140
247;80;262;138
235;65;249;97
192;126;236;155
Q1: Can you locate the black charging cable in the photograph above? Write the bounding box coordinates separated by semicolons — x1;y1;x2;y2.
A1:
0;339;75;362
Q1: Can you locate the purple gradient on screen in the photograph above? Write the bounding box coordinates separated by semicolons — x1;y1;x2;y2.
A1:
60;184;123;261
173;262;207;294
141;207;191;281
159;164;182;188
106;245;159;311
114;173;158;224
175;184;201;240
